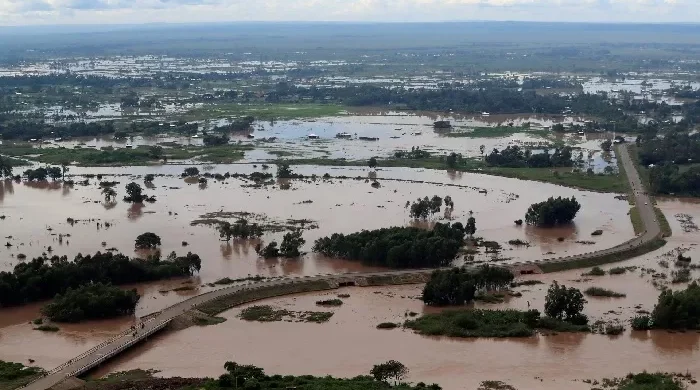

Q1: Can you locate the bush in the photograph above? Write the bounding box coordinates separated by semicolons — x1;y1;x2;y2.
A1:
605;323;625;335
609;267;627;275
316;299;343;307
41;283;139;322
376;322;398;329
652;282;700;329
586;266;606;276
584;287;626;298
405;309;540;338
631;315;652;331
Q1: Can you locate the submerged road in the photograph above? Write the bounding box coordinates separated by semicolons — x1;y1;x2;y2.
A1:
21;144;663;390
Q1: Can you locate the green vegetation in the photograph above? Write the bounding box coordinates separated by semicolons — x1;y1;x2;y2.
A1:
42;283;139;322
422;266;514;306
239;305;334;323
481;166;629;193
135;232;161;249
0;251;201;307
376;322;399;329
651;281;700;330
445;126;546;139
538;238;667;273
316;299;343;306
486;146;573;168
313;222;465;268
544;282;587;324
630;207;644;235
585;267;606;276
655;207;673;237
525;196;581;226
405;309;540;338
257;230;306;258
584;287;626;298
0;361;44;390
218;219;263;241
192;316;227;327
213;360;436;390
602;372;688;390
182;103;346;121
0;143;252;166
609;267;627;275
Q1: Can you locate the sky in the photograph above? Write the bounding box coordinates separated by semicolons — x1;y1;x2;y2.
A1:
0;0;698;25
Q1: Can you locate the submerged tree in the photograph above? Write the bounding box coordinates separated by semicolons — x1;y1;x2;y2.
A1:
135;232;162;249
525;196;581;226
0;157;12;178
370;360;408;383
280;230;305;258
544;281;587;322
368;157;378;170
124;182;147;203
465;210;477;238
102;187;117;202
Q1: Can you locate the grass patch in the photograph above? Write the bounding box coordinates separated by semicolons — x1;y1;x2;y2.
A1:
539;238;667;273
405;309;536;338
0;143;253;166
584;287;626;298
584;266;606;276
0;361;44;390
510;280;544;287
181;103;346;121
213;276;266;285
630;207;644;235
474;292;506;303
192;316;227;326
315;299;343;306
602;372;689;390
478;381;517;390
481;167;629;193
376;322;399;329
445;126;544;139
239;305;334;323
197;280;334;316
655;207;672;237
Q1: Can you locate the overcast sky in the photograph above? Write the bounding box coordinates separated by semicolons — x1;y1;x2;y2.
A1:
0;0;697;25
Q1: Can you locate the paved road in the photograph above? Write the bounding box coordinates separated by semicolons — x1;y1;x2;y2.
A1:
21;144;662;390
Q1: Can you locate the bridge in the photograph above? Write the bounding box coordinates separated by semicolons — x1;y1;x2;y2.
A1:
21;145;663;390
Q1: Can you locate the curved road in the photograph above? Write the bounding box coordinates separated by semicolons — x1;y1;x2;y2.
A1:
21;144;662;390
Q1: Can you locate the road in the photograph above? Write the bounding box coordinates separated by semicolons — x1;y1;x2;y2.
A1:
21;145;663;390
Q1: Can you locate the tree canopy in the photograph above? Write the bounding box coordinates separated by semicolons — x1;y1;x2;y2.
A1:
0;251;201;307
312;223;464;268
544;281;587;322
525;196;581;226
135;232;162;249
422;266;514;306
41;282;139;323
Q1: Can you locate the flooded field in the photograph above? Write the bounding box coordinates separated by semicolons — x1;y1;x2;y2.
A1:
72;197;699;390
0;162;641;380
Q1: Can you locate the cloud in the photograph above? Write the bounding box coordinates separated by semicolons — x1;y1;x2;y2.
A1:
0;0;696;24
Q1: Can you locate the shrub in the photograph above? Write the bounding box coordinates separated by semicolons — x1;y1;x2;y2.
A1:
586;266;606;276
605;323;625;335
376;322;398;329
631;315;652;331
584;287;626;298
315;299;343;307
608;267;627;275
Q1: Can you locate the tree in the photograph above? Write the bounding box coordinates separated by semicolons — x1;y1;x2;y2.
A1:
368;157;378;170
480;145;485;156
277;163;295;179
544;281;586;321
41;283;140;322
429;195;443;216
124;182;146;202
601;139;613;152
183;167;200;177
465;211;476;238
370;360;408;383
148;146;164;160
144;174;155;183
256;241;280;258
445;152;460;169
280;230;305;257
47;166;62;181
422;266;513;306
102;187;117;202
60;161;69;181
444;195;454;210
652;281;700;329
24;167;48;181
222;362;265;389
218;219;263;241
135;232;161;249
0;157;12;178
525;196;581;226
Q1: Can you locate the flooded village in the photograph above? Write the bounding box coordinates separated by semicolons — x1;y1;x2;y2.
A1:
1;21;700;390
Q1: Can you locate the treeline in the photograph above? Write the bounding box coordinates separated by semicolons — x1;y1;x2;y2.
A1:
422;266;514;306
633;282;700;330
0;251;201;307
638;131;700;166
212;116;255;133
266;83;616;115
312;223;465;268
41;283;140;323
649;164;700;196
485;145;573;168
0;121;115;140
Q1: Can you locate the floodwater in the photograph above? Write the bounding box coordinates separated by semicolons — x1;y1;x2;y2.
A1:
82;197;700;390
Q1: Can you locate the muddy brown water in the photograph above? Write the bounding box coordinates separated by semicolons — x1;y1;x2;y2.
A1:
3;169;699;389
85;198;700;390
